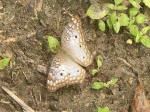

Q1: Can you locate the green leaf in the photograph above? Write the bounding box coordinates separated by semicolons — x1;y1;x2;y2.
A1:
116;5;127;10
98;20;106;31
113;22;120;33
129;24;139;36
86;4;109;19
91;69;99;76
136;14;146;24
141;36;150;48
109;78;118;86
47;36;60;53
92;82;104;89
97;106;110;112
118;13;129;26
129;7;139;17
13;61;16;66
114;0;123;6
106;3;115;10
106;17;113;29
129;18;135;25
135;33;141;43
143;0;150;8
141;26;150;35
0;58;11;70
96;55;103;69
104;78;118;88
129;0;141;8
110;12;117;24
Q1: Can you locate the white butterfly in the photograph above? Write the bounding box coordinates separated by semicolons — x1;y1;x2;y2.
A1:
47;15;93;92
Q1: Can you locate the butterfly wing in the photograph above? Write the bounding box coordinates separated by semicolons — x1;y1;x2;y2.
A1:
47;52;86;92
61;15;93;67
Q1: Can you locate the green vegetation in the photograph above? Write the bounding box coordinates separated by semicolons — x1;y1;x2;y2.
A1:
0;58;10;70
86;0;150;48
47;36;60;53
91;55;103;75
97;106;110;112
92;78;118;90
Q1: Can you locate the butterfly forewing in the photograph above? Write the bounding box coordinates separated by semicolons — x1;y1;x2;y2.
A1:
61;16;93;67
47;52;86;92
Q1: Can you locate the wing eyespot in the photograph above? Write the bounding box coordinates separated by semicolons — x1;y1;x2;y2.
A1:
60;73;63;76
75;35;77;38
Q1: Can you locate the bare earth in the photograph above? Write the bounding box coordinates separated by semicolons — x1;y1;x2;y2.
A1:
0;0;150;112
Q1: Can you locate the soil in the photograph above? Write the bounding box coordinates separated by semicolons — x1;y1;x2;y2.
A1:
0;0;150;112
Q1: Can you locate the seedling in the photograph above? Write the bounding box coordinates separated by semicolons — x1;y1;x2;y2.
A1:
0;58;10;70
92;78;118;90
91;55;103;76
97;106;110;112
47;36;60;53
86;0;150;48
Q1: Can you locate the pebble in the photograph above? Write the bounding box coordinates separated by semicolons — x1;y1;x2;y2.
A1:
128;77;134;85
99;92;106;100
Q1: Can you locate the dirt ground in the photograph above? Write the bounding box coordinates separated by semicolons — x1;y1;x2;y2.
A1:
0;0;150;112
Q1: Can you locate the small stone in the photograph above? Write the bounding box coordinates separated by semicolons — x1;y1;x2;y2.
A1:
99;92;106;100
128;77;134;85
85;103;90;107
49;103;59;111
113;100;119;104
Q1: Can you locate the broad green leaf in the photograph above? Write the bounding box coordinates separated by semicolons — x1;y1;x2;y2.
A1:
92;82;104;89
106;17;113;29
143;0;150;8
116;5;127;10
86;4;109;19
98;20;106;31
129;0;141;8
129;7;139;17
106;3;115;10
129;24;139;36
97;106;110;112
113;22;120;33
135;33;141;43
114;0;123;6
47;36;60;53
0;58;10;70
118;13;129;26
96;55;103;69
136;14;146;24
91;69;99;76
141;36;150;48
110;12;117;24
141;26;150;35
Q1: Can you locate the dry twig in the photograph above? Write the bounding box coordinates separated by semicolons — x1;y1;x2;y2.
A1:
0;83;35;112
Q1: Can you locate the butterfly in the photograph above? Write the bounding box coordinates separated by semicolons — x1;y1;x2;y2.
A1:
47;15;93;92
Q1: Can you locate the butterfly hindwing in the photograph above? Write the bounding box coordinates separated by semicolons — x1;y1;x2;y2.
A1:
47;52;86;92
